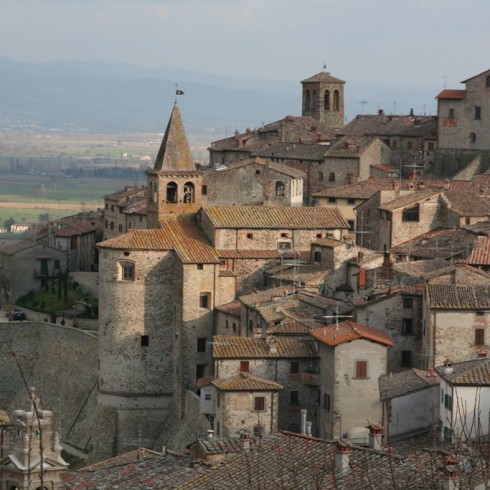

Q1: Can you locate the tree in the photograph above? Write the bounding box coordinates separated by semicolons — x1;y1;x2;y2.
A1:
4;216;15;232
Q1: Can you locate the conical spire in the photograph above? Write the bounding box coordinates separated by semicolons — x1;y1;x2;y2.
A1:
153;103;194;171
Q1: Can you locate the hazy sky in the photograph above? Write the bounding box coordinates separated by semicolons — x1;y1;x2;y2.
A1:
1;0;489;89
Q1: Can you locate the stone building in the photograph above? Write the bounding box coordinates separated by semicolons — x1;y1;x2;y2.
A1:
0;239;67;305
355;188;490;251
423;284;490;368
103;186;146;240
310;320;392;440
202;158;305;207
93;103;349;461
355;285;424;372
434;69;490;176
45;213;103;271
301;71;345;127
339;111;437;171
211;373;282;438
212;335;319;433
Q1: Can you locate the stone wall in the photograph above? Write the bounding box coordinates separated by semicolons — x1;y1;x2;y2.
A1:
0;322;98;455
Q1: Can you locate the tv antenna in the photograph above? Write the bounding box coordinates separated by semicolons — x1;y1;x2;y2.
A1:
358;100;368;112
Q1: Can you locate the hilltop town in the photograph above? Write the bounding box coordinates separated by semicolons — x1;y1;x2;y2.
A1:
2;69;490;488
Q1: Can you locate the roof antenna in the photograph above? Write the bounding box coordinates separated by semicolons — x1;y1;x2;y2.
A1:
443;75;447;89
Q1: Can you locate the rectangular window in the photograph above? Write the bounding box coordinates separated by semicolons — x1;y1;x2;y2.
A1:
402;319;413;335
448;108;455;119
401;350;412;367
54;259;60;269
277;241;292;250
289;390;299;404
475;328;485;346
240;361;250;372
475;106;481;120
197;337;207;352
111;205;114;211
347;198;356;204
253;425;264;437
428;142;435;151
323;393;330;411
290;361;300;374
254;396;265;411
444;394;452;411
110;221;114;230
403;298;413;309
328;197;336;204
355;361;367;379
318;171;324;182
407;141;413;150
197;263;204;270
347;220;355;231
402;204;420;222
217;393;220;407
122;264;135;280
202;185;208;195
141;335;149;347
199;292;211;309
247;233;254;239
196;364;206;381
329;172;336;182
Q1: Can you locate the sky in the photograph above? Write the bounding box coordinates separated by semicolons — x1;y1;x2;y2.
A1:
1;0;489;89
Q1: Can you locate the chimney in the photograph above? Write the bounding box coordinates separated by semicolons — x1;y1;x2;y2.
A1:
426;368;437;377
358;268;366;290
378;109;384;116
207;429;215;439
442;457;459;490
311;125;319;144
357;251;364;263
368;424;383;450
443;179;450;190
409;108;414;117
392;179;400;192
382;252;392;268
335;441;351;475
240;431;251;452
266;334;278;355
234;130;240;140
306;421;312;437
300;409;307;434
443;359;454;376
477;349;488;358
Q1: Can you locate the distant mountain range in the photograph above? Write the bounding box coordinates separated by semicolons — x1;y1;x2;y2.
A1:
0;56;440;135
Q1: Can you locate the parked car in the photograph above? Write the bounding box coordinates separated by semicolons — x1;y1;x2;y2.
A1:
9;310;26;321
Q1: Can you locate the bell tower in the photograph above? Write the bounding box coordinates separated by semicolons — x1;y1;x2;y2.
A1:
301;71;345;127
147;103;203;227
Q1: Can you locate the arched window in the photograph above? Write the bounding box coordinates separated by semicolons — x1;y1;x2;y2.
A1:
324;90;330;110
312;90;317;108
183;182;195;203
275;181;285;197
304;90;311;111
333;90;340;111
166;182;178;203
470;132;477;143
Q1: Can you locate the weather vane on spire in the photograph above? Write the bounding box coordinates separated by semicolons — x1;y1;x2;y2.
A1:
323;61;327;70
175;83;185;103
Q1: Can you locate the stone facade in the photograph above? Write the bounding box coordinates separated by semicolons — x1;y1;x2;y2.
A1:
202;159;305;207
301;71;345;127
355;289;424;372
313;330;390;440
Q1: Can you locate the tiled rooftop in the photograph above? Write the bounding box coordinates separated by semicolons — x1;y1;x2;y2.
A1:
442;191;490;216
310;320;393;347
254;142;328;161
426;284;490;309
201;206;348;229
215;300;242;317
211;372;283;392
325;135;376;158
0;239;38;256
467;236;490;265
104;186;145;202
379;368;439;401
436;89;466;99
379;189;439;211
436;358;490;386
301;71;345;84
239;286;296;308
98;218;220;264
62;448;206;489
212;335;317;359
178;430;464;489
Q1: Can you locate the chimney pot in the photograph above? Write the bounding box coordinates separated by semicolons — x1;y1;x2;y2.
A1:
335;441;351;475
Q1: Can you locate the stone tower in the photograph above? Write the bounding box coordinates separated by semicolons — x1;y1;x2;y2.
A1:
146;103;203;228
301;71;345;127
0;388;68;490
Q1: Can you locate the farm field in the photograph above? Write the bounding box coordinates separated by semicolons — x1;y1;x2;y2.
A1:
0;174;139;226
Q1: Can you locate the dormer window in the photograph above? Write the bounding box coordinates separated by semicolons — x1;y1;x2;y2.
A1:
402;204;420;222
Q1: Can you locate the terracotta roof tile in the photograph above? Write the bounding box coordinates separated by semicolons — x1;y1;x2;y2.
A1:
212;335;317;359
201;206;348;229
442;191;490;216
239;287;296;307
436;359;490;385
426;284;490;309
467;236;490;265
215;300;241;317
436;89;466;99
379;189;439;211
98;218;219;264
310;320;393;347
254;143;328;161
301;71;345;84
379;368;439;400
211;372;283;391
